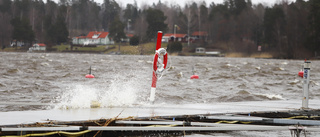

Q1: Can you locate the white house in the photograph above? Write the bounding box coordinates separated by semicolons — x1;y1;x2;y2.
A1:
72;31;114;45
28;43;46;51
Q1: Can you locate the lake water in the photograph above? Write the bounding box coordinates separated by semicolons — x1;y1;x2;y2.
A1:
0;52;319;136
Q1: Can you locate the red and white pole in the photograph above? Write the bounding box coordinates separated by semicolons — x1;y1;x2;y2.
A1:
150;31;163;102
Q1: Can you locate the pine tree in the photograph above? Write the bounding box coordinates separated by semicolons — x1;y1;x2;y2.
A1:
10;17;35;47
145;8;168;41
307;0;320;56
109;16;126;43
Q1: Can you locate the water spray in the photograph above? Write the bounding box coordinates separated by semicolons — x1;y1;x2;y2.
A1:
150;31;168;103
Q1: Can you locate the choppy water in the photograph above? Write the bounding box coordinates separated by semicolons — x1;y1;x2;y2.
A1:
1;52;320;136
0;52;319;112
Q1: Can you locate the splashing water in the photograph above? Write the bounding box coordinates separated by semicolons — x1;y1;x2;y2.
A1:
54;72;148;109
99;77;139;107
55;85;100;109
1;53;320;112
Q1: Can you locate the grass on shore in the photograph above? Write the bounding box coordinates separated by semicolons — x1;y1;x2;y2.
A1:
225;52;273;58
55;45;106;52
1;43;168;55
109;43;168;55
53;43;168;55
2;44;273;58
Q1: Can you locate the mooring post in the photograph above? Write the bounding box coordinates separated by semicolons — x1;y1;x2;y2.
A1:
150;31;163;103
302;61;311;109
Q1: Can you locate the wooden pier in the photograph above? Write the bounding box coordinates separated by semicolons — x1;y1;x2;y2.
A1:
1;100;320;136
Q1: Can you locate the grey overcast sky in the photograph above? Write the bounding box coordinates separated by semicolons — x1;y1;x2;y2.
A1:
54;0;295;7
113;0;293;7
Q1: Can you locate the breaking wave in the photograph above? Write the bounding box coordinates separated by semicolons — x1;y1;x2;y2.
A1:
54;72;148;109
0;53;319;111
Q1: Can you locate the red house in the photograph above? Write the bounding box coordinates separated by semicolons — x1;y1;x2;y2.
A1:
192;31;208;42
162;33;188;43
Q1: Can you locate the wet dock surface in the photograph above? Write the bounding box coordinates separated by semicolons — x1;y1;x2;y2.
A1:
1;100;320;136
1;100;320;126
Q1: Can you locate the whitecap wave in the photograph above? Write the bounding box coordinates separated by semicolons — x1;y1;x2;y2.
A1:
54;72;146;109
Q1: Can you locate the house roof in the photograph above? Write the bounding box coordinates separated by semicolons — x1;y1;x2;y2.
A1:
126;33;134;38
86;31;109;38
192;31;208;36
163;33;187;38
37;43;46;47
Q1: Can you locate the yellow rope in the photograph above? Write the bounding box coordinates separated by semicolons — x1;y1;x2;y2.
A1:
285;116;309;119
285;115;320;119
213;115;320;125
215;120;238;124
146;124;177;127
240;121;252;124
1;116;136;137
5;114;320;137
2;130;91;137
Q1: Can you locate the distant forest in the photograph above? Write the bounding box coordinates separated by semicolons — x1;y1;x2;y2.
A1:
0;0;319;59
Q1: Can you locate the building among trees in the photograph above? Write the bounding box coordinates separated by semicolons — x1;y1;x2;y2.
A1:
28;43;46;52
72;31;114;46
192;31;208;43
162;33;188;43
1;0;320;58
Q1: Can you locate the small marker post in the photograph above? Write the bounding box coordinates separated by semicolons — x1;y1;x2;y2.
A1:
302;60;311;109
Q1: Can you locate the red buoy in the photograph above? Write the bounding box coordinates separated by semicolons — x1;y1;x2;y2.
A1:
190;66;199;79
298;71;303;78
85;66;95;78
85;74;95;78
190;75;199;79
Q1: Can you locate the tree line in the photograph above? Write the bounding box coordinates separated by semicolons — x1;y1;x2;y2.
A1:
0;0;319;59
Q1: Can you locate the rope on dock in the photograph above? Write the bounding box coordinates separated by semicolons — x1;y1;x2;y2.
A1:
2;130;91;137
2;111;320;136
